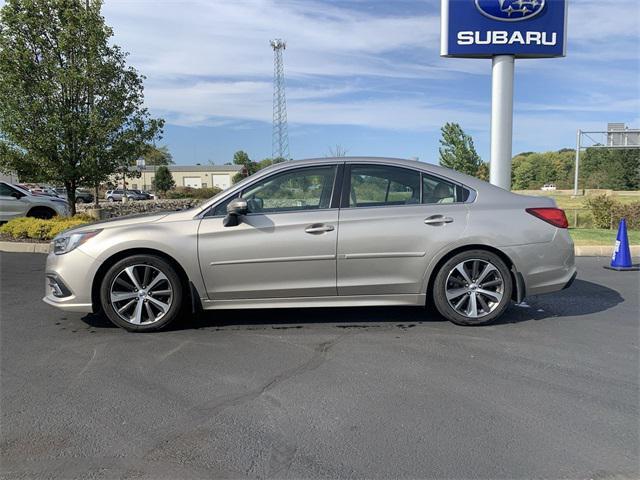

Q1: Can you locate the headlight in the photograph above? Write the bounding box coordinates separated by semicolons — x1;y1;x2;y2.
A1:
52;230;102;255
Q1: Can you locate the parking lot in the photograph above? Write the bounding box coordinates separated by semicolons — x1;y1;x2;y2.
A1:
1;252;638;479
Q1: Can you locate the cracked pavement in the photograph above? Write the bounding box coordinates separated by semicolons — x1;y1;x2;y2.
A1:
1;253;638;479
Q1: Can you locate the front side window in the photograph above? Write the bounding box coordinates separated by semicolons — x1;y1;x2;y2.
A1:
241;165;336;214
349;165;420;208
0;183;16;196
209;165;336;216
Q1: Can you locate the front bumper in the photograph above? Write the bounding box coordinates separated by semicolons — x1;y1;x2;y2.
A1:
42;248;97;313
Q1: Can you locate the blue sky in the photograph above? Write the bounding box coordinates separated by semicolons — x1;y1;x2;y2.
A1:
98;0;639;165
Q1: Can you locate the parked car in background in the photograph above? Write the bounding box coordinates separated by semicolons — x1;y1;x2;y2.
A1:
105;189;146;202
43;157;575;332
0;181;69;221
52;187;94;204
131;189;153;200
541;184;557;191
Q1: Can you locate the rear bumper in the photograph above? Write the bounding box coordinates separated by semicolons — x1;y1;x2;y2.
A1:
502;229;576;298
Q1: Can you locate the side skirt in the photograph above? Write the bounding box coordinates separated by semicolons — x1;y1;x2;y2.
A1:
201;293;427;310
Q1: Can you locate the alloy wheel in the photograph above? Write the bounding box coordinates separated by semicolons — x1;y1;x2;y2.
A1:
445;259;504;319
109;264;173;325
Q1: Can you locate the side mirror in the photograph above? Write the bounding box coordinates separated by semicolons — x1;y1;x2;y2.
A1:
223;198;248;227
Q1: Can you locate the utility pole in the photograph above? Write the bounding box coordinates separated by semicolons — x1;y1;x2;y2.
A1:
270;39;290;161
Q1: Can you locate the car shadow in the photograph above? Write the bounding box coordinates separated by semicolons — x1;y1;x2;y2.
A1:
81;279;624;331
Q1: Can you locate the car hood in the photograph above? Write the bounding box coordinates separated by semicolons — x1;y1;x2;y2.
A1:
71;212;171;233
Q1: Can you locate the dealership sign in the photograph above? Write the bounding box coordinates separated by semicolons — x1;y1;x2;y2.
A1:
441;0;567;58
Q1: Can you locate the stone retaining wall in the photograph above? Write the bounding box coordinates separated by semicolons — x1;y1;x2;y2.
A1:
76;199;204;218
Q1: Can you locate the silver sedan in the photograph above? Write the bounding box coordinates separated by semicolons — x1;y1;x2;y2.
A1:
43;157;576;331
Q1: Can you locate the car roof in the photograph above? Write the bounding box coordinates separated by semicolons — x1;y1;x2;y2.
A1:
258;157;497;192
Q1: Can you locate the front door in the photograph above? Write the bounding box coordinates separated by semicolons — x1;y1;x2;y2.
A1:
0;183;27;221
337;164;469;295
198;164;340;300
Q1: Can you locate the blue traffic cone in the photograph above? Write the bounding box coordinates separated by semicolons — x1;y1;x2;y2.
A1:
605;218;638;271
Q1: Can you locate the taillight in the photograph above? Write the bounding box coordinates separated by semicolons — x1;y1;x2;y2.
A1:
526;208;569;229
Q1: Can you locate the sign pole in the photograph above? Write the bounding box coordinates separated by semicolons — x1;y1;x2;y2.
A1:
573;129;581;196
489;55;515;190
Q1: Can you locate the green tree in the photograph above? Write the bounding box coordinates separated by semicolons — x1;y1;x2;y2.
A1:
143;145;173;166
0;0;163;214
152;165;175;194
438;123;483;178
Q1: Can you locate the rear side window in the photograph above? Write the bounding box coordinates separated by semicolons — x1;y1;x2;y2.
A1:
349;165;420;208
422;174;457;204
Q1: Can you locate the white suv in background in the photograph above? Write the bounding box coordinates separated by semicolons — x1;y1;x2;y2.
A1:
0;182;70;221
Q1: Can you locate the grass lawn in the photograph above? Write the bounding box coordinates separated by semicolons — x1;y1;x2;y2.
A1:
569;228;640;246
513;190;640;210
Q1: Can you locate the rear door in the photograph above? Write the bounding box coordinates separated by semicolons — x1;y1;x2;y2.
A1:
198;164;341;300
337;163;469;296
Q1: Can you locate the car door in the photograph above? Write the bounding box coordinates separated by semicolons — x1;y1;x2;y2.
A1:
337;163;469;296
0;183;28;221
198;164;341;300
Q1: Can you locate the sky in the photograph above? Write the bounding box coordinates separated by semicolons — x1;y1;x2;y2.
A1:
24;1;640;165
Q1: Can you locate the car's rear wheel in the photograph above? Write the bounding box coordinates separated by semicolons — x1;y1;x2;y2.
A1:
27;207;56;220
107;197;114;202
433;250;512;326
100;255;183;332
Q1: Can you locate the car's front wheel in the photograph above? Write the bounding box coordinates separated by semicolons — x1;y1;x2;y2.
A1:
107;197;114;202
100;255;183;332
433;250;512;326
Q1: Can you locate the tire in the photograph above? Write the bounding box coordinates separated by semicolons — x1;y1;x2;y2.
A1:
99;254;184;332
107;197;114;202
432;250;512;326
27;207;56;220
75;197;85;204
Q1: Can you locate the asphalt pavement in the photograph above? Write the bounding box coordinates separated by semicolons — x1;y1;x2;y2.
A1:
1;252;638;479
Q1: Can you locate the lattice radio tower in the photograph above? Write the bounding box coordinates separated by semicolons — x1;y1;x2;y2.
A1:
270;39;289;160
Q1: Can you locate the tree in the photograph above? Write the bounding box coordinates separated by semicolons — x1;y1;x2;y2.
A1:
152;166;175;194
0;0;163;214
438;123;484;178
327;145;348;157
143;145;173;166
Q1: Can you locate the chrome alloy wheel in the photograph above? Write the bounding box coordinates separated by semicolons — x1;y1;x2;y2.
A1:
445;259;504;319
109;264;173;325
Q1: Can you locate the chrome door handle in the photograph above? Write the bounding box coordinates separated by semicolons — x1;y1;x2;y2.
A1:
424;215;454;225
305;224;335;234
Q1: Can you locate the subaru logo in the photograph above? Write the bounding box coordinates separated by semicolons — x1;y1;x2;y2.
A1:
475;0;546;21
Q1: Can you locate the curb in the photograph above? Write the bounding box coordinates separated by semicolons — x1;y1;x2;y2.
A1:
1;240;638;257
0;241;50;254
575;245;640;257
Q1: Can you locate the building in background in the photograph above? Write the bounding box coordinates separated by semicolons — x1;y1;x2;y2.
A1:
131;164;242;191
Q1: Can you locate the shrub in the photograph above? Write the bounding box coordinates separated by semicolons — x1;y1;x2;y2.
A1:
0;215;92;241
584;194;617;229
584;195;640;230
611;202;640;231
164;186;222;200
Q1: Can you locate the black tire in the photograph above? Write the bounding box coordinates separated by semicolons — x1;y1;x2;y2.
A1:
99;254;184;332
107;197;114;202
27;207;56;220
75;197;85;204
432;250;512;326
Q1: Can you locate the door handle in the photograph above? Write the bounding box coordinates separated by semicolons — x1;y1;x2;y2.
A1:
424;215;454;225
305;224;335;234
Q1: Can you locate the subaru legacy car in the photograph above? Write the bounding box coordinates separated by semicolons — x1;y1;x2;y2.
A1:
43;157;576;332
